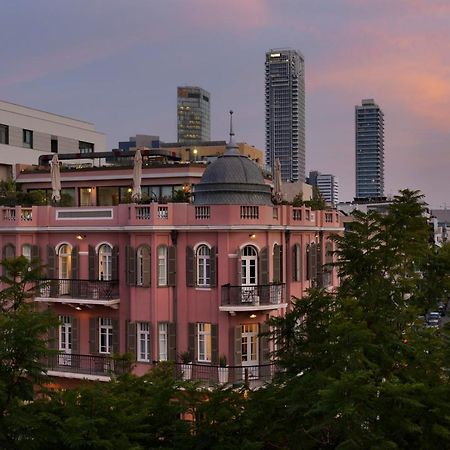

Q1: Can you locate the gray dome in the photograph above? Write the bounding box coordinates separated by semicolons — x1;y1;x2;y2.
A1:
194;153;273;205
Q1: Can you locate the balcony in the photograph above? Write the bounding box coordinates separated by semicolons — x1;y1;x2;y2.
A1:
35;279;120;309
44;353;127;381
220;283;286;313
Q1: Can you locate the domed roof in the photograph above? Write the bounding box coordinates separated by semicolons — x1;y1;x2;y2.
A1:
194;111;273;206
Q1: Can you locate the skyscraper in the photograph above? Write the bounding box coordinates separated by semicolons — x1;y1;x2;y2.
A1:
265;49;305;182
177;86;210;144
355;99;384;198
308;170;339;205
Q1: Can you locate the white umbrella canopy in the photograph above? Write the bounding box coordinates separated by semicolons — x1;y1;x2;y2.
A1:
273;158;283;203
131;149;142;202
50;154;61;202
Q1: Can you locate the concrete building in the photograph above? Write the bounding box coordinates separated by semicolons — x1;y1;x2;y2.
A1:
355;99;384;198
177;87;211;143
2;125;342;388
0;99;106;179
308;170;339;205
265;49;305;182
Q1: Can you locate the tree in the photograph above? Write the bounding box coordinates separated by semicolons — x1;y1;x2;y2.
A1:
259;190;450;449
0;256;58;447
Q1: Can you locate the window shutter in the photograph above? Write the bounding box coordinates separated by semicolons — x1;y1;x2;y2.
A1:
188;322;195;362
112;246;119;280
210;246;217;287
142;246;151;287
211;324;218;364
112;319;120;353
236;248;242;285
310;243;317;282
259;323;271;378
186;246;195;287
47;325;58;350
72;317;79;354
234;326;242;366
273;245;281;283
31;245;40;265
88;245;96;280
167;245;176;287
126;246;136;286
126;321;137;359
89;317;98;354
71;246;79;279
47;245;55;278
168;322;177;361
259;247;269;285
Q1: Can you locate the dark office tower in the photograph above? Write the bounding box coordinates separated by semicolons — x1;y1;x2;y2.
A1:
355;99;385;198
177;86;211;144
265;49;305;182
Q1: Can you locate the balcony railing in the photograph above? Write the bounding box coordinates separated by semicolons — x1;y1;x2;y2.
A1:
38;279;119;301
44;353;127;378
221;283;286;309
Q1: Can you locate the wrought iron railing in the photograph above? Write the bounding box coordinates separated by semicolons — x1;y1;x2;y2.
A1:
221;283;286;307
38;279;119;300
44;353;128;377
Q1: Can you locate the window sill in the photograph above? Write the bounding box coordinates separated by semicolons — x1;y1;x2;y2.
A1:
195;286;211;291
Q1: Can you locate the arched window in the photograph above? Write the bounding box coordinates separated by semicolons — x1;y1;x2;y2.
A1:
136;245;150;287
196;245;211;286
98;244;112;281
3;243;15;260
157;245;168;286
241;245;258;286
22;244;32;262
58;244;72;280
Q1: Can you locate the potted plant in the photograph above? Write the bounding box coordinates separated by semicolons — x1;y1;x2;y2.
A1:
179;351;192;381
218;355;229;384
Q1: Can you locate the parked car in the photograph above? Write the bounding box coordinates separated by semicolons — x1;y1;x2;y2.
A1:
426;311;441;328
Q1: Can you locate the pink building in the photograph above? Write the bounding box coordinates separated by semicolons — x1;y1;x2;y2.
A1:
1;133;342;387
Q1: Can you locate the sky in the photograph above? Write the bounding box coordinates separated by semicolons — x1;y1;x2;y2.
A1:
1;0;449;207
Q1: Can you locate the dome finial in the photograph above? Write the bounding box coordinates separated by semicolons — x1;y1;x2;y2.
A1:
225;110;239;155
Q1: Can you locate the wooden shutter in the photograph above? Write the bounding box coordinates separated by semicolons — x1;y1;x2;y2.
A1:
259;247;269;285
167;245;176;287
47;245;56;278
126;246;136;286
273;245;281;283
31;245;40;265
47;325;58;350
236;248;242;285
72;317;79;354
210;246;217;287
186;246;195;287
168;322;177;360
71;246;79;279
259;323;271;378
112;319;120;353
112;246;119;280
234;326;242;366
188;322;196;362
88;245;96;280
126;321;137;359
310;243;317;282
211;324;218;364
142;246;151;287
89;317;98;354
292;244;301;282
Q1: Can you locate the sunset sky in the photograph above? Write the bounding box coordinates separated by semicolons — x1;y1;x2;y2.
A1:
1;0;449;207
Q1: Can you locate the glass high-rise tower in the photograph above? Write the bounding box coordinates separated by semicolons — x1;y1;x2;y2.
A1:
355;99;384;198
265;49;305;182
177;86;210;144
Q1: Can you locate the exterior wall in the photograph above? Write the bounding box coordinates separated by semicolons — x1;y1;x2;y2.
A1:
0;201;342;381
0;99;106;177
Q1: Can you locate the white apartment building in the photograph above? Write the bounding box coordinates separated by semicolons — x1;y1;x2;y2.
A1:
0;100;106;179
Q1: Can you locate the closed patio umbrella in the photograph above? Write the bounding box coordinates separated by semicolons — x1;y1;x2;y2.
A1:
51;154;61;202
131;149;142;202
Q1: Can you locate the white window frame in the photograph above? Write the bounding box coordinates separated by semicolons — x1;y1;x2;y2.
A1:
99;317;113;354
158;322;168;361
196;244;211;286
197;322;212;362
157;245;168;286
137;322;150;362
98;244;112;281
